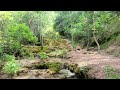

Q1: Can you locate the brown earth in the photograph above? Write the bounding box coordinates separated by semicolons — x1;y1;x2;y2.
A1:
67;48;120;79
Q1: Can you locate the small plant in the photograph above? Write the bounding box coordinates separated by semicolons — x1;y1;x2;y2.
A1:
104;66;120;79
2;54;15;61
42;46;49;52
39;52;49;59
47;62;62;73
2;58;21;75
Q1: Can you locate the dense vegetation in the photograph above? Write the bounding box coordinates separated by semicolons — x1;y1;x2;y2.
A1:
0;11;120;77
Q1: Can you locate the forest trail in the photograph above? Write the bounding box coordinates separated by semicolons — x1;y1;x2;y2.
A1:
68;49;120;69
66;48;120;79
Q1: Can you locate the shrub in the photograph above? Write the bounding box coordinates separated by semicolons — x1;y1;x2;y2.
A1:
42;46;49;52
47;62;62;73
19;47;34;58
2;54;15;61
39;52;49;59
2;58;21;75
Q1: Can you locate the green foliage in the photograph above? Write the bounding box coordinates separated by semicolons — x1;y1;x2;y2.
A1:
72;42;78;49
1;11;120;60
34;62;62;73
1;22;38;55
2;54;15;61
7;23;38;44
2;58;21;75
47;62;62;73
54;11;117;48
0;46;3;57
19;47;34;58
39;52;49;59
42;46;49;52
104;66;120;79
48;49;68;58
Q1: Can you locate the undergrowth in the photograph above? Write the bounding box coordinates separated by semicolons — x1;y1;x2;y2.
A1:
104;66;120;79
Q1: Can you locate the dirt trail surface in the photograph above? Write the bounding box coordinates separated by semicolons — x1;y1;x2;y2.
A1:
66;49;120;79
69;49;120;68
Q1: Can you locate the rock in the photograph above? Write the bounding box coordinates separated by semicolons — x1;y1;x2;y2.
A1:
1;74;9;79
59;69;75;78
57;74;66;79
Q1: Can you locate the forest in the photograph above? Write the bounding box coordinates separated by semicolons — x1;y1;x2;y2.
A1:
0;11;120;79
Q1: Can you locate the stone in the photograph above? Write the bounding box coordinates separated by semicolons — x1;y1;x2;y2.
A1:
59;69;75;78
1;74;9;79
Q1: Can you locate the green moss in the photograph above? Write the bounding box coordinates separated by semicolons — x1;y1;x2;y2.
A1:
33;62;63;73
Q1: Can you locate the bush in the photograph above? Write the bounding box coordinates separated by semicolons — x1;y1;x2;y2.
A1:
2;54;15;61
47;62;62;73
0;46;3;58
19;47;34;59
42;46;49;52
2;58;21;75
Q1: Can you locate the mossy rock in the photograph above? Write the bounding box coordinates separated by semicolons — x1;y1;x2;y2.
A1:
48;49;68;58
33;62;63;73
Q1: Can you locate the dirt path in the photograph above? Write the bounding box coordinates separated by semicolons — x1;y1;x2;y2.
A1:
65;49;120;79
68;49;120;68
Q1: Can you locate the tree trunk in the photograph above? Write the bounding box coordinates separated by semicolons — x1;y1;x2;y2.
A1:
93;31;100;53
93;11;100;53
87;26;90;51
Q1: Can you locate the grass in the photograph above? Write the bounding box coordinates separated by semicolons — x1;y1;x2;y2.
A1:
39;52;49;59
48;49;68;58
104;66;120;79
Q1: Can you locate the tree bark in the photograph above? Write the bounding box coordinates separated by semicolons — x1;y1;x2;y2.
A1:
93;31;100;52
93;11;100;53
87;26;90;51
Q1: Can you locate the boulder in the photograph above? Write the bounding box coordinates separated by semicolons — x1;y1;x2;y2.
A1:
59;69;75;78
